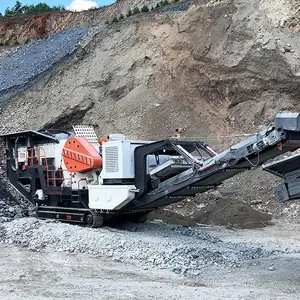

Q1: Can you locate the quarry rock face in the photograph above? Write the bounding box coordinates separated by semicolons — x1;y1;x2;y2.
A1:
0;0;300;138
0;0;160;45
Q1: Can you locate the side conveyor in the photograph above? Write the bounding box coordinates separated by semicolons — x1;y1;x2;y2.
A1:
263;152;300;202
128;112;300;210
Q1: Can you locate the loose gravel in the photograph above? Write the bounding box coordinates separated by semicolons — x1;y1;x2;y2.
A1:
0;153;31;222
0;200;23;223
161;2;191;12
0;166;27;222
0;185;24;223
0;218;276;276
0;28;89;103
0;175;29;223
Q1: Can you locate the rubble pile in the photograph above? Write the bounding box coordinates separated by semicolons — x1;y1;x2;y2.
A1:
0;28;89;103
0;176;26;223
0;153;31;223
0;218;275;276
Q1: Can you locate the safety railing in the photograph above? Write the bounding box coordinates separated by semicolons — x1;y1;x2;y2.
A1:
26;146;73;187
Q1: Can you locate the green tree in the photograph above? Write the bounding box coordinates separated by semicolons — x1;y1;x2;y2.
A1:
132;7;140;14
141;5;149;12
4;1;64;17
4;8;14;17
111;16;118;23
160;0;169;6
13;1;22;14
126;9;132;17
119;13;124;20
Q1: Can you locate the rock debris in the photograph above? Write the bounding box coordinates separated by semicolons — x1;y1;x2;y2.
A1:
0;218;276;276
0;28;88;103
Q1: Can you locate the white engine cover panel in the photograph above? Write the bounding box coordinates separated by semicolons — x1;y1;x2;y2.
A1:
102;140;141;179
88;185;136;210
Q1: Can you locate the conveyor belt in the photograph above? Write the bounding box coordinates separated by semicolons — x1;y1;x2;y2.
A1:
263;152;300;202
263;152;300;177
130;112;300;210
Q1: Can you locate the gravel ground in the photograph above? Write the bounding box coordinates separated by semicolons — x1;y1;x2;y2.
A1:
0;28;88;103
1;223;300;300
0;218;281;276
0;199;23;224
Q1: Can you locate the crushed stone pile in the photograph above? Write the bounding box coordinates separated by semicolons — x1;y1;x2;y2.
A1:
0;199;23;223
0;155;31;223
154;196;272;229
149;209;199;226
0;168;29;223
192;197;272;229
0;182;24;223
0;218;277;276
0;27;88;103
161;1;191;12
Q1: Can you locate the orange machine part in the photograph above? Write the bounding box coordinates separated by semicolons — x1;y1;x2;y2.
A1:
62;137;102;173
99;137;109;146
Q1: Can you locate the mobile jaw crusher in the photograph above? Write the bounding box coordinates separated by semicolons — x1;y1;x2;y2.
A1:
2;112;300;227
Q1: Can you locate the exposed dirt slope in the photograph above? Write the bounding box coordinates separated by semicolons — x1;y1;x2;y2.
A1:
0;1;297;134
0;0;160;44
